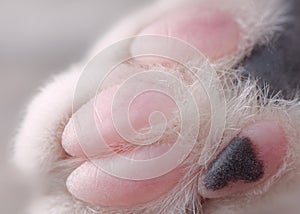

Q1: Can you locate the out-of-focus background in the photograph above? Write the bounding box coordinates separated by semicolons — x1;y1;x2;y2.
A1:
0;0;151;213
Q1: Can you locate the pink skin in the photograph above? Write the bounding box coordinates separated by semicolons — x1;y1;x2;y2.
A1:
62;85;178;158
198;121;288;198
63;84;183;207
60;7;277;208
66;157;184;207
137;7;240;60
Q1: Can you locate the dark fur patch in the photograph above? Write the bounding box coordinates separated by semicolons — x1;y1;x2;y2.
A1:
241;0;300;99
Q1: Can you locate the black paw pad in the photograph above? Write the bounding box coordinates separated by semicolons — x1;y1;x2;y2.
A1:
203;137;264;191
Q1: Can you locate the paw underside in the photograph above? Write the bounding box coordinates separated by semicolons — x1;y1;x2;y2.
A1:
13;0;300;213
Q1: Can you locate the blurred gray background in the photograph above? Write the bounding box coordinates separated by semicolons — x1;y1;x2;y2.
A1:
0;0;151;213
